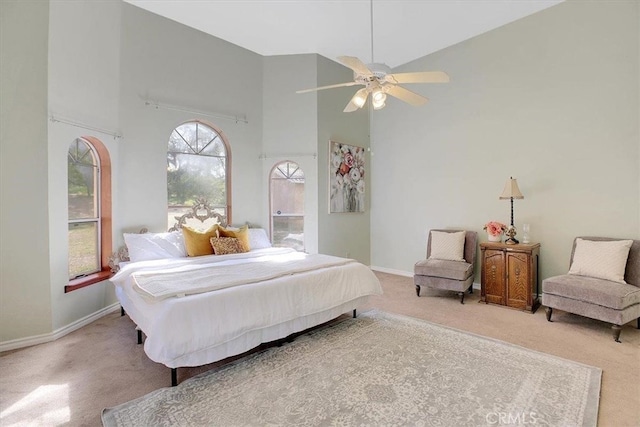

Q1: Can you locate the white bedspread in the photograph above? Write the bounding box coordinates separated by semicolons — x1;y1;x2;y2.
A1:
132;252;355;300
110;248;383;368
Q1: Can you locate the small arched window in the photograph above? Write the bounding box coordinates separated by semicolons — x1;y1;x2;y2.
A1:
270;161;305;251
67;136;112;292
167;121;231;228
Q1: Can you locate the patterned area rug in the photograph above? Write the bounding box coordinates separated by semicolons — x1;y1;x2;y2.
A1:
102;310;601;426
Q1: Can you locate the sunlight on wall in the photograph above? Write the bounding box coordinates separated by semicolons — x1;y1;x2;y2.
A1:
0;384;69;426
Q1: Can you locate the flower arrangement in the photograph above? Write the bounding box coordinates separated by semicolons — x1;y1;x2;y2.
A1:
330;142;365;213
483;221;507;237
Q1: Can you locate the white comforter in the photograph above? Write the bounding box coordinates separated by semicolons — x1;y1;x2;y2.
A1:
110;248;382;368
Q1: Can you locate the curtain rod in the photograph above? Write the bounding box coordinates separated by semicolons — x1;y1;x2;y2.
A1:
143;99;249;124
259;153;317;160
49;115;123;139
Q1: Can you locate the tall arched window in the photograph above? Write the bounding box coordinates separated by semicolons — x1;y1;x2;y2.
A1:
67;136;112;292
167;120;231;228
270;161;305;251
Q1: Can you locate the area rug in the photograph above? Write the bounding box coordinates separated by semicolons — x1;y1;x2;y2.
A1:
102;310;601;426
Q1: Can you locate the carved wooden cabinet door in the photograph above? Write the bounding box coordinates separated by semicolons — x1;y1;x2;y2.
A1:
483;250;505;305
506;252;529;309
480;242;540;313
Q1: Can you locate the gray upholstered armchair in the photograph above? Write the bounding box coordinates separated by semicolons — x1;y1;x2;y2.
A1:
542;237;640;342
414;229;477;304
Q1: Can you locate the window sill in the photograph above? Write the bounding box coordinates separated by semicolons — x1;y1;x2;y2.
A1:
65;270;113;293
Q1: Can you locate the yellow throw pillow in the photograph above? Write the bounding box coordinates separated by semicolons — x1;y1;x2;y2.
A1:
181;225;219;257
210;237;244;255
218;225;250;252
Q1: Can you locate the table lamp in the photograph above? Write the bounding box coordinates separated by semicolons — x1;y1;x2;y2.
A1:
499;177;524;245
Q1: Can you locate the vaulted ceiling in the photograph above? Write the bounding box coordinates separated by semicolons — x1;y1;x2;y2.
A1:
124;0;564;69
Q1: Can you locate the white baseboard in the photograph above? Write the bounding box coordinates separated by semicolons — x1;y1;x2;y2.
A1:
370;266;481;291
370;265;413;277
0;302;120;353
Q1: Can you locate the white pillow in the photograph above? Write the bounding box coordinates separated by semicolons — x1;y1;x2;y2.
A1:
568;238;633;284
428;231;466;262
124;231;187;262
248;228;272;250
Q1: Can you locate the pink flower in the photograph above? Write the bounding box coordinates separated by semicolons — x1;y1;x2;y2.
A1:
344;152;355;168
483;221;507;236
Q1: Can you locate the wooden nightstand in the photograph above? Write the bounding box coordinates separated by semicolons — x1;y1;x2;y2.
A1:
480;242;540;313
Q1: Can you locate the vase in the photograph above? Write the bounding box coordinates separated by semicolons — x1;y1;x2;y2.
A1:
488;233;502;242
522;224;531;244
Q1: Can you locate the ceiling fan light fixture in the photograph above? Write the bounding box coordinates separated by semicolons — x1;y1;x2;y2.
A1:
372;94;386;110
372;89;386;103
352;88;368;108
373;100;386;110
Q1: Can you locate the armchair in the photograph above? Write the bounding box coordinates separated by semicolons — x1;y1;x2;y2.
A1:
542;237;640;342
414;229;477;304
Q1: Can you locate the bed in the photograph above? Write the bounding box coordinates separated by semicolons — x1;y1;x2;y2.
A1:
109;201;383;386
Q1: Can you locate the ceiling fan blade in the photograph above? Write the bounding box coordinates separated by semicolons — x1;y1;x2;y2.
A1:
386;71;450;84
296;81;360;94
337;56;373;77
386;85;429;106
344;88;369;113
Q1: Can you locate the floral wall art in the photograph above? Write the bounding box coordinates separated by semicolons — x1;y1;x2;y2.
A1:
329;141;365;213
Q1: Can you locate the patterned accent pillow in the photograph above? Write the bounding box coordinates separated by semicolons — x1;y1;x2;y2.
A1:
568;238;633;283
210;237;245;255
218;225;251;252
428;231;466;262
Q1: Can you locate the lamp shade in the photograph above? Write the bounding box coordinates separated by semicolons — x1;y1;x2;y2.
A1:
499;177;524;199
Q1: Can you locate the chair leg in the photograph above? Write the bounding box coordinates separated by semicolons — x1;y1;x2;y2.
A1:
545;307;553;322
459;292;465;304
468;287;473;294
415;285;420;297
637;318;639;329
612;325;622;343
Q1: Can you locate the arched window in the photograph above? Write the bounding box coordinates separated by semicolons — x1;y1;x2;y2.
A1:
167;120;231;229
67;136;112;292
270;161;305;251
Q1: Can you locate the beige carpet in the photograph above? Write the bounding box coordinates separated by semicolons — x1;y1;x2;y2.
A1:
102;310;601;427
1;272;639;426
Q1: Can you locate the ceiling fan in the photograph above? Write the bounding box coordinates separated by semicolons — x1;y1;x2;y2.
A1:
296;1;450;112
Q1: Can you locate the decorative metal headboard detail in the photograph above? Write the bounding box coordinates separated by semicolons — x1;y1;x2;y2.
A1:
168;197;227;232
109;198;228;273
108;227;148;273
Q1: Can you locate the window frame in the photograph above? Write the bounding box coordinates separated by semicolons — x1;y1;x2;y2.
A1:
269;161;305;251
65;136;112;293
167;120;232;227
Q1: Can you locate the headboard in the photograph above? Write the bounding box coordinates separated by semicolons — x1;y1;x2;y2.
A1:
168;197;227;232
108;198;228;272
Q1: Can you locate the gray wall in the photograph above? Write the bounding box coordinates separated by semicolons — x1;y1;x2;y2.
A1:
0;1;53;341
47;0;122;331
370;0;640;282
118;3;264;233
317;56;371;264
262;54;319;253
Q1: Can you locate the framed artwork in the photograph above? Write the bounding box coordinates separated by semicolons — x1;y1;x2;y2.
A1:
329;141;365;213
